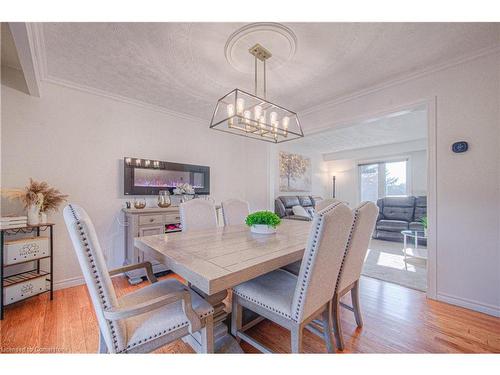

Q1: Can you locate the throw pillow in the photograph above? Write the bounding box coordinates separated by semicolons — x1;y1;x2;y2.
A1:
292;205;311;219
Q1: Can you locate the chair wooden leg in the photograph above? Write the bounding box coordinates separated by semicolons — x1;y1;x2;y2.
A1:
291;324;303;354
351;280;363;327
231;296;242;342
98;330;108;353
200;316;214;353
321;304;335;353
332;293;345;351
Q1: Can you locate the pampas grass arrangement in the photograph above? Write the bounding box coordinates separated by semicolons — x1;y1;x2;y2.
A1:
2;178;68;213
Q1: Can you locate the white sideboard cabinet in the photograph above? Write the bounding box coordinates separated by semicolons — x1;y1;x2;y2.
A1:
122;207;181;284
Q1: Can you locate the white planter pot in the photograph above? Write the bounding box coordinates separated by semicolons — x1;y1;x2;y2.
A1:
250;224;277;234
39;212;48;224
27;205;40;226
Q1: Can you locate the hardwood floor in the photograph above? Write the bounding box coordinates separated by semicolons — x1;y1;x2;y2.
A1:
1;275;499;353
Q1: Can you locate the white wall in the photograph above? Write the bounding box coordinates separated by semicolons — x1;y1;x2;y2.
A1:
0;81;269;288
325;140;427;206
302;51;500;317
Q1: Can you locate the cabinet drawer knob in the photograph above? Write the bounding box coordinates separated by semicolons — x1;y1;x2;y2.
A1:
149;218;155;222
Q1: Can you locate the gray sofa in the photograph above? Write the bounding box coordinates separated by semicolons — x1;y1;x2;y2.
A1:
274;195;323;221
373;196;427;243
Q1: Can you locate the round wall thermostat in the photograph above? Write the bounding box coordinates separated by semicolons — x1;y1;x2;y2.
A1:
452;141;468;153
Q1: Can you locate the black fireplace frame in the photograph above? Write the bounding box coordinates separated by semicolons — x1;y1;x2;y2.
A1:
124;157;210;196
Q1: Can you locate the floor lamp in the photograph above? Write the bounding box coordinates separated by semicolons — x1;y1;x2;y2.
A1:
332;176;336;198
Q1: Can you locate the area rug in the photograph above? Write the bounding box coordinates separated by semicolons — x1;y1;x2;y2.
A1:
362;239;427;292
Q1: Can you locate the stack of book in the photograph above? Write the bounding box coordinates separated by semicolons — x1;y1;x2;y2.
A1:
0;216;28;229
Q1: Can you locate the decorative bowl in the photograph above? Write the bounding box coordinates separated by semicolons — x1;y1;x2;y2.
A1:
134;200;146;209
250;224;277;234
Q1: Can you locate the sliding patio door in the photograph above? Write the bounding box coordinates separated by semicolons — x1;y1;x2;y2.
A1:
359;159;408;202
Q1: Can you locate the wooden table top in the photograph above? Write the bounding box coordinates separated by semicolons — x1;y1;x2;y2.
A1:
135;220;311;295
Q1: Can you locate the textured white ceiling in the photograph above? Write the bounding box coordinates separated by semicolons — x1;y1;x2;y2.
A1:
38;23;500;125
299;108;427;154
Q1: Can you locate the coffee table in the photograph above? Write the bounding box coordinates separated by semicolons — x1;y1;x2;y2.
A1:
401;230;428;262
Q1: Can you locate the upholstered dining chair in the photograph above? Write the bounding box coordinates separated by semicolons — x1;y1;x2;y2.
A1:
221;199;250;226
330;201;378;350
281;198;341;275
179;199;218;232
63;204;214;353
315;198;341;211
231;202;354;353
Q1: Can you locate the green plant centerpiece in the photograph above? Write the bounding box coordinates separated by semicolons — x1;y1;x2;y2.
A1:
245;211;281;234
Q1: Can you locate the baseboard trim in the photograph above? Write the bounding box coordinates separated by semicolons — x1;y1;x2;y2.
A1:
437;292;500;318
54;276;86;291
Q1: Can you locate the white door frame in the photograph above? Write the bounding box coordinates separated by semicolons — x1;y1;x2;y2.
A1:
314;97;438;299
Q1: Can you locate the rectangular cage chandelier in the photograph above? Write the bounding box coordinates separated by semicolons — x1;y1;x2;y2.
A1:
209;44;304;143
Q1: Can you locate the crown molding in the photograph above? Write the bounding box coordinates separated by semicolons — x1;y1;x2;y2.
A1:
302;97;433;137
42;74;208;123
322;137;428;161
301;44;500;117
26;22;207;124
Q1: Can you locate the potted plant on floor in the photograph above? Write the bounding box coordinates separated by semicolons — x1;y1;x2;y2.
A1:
245;211;281;234
420;216;428;237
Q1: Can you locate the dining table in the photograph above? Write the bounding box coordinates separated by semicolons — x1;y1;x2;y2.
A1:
134;219;312;353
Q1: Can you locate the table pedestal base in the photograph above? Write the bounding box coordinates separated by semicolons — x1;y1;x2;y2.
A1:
184;287;244;353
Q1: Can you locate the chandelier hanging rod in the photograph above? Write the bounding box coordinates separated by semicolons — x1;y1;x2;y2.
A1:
250;43;271;99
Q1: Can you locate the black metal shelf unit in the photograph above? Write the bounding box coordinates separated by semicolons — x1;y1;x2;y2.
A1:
0;223;54;320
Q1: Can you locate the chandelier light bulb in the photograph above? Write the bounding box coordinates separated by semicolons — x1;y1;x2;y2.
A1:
282;116;290;127
236;98;245;115
282;116;290;135
227;103;235;127
243;110;252;131
270;111;278;124
243;110;251;122
254;105;262;120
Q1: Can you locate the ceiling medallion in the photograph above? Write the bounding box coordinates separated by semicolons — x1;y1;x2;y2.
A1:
224;23;297;74
210;33;303;144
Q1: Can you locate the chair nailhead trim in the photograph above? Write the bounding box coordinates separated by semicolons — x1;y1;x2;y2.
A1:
69;204;120;352
232;289;291;319
334;202;369;291
293;202;342;322
117;309;214;353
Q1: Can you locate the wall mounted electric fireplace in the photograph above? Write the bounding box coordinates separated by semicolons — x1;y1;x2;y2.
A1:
124;157;210;195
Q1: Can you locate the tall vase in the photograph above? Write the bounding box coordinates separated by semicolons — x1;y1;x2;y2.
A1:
27;205;40;225
39;212;48;224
